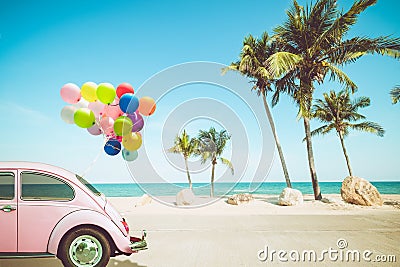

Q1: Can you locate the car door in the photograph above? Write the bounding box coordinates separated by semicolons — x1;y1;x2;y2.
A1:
0;170;18;252
18;170;78;252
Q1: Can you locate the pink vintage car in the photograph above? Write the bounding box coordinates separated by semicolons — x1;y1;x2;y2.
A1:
0;161;147;267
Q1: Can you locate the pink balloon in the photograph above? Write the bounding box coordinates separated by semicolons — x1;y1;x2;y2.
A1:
88;101;106;118
100;116;115;135
60;83;81;104
106;133;116;139
87;124;102;136
103;99;124;119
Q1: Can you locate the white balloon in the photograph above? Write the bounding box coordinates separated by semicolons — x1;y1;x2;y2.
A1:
60;106;77;124
73;98;89;109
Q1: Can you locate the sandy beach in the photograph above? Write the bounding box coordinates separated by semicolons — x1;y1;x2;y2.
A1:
1;194;399;267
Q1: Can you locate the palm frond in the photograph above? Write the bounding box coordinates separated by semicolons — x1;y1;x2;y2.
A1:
168;130;198;158
390;85;400;104
328;36;400;64
309;0;337;35
324;63;357;92
222;64;239;75
314;0;377;49
167;146;181;154
267;52;302;78
309;124;335;138
351;96;370;109
348;121;385;137
198;127;231;159
310;90;384;140
220;157;234;175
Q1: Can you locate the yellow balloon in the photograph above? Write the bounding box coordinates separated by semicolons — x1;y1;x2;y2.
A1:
122;132;142;151
81;82;98;102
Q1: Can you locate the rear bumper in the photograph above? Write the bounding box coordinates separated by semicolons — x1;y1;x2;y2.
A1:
115;233;148;256
129;233;148;253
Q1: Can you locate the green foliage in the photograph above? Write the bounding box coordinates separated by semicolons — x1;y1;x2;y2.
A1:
197;127;234;174
310;90;385;138
269;0;400;117
168;130;199;159
226;32;278;95
390;86;400;104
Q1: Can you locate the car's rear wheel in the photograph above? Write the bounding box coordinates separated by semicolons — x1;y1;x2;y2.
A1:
58;227;111;267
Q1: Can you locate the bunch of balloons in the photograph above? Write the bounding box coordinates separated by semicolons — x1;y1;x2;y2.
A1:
60;82;156;161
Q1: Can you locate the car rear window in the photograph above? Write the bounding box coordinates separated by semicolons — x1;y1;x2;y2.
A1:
0;172;15;200
76;175;101;196
21;172;75;201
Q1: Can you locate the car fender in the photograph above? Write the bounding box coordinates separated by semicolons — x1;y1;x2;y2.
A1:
47;209;132;255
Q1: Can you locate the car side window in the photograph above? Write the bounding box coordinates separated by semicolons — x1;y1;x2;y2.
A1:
0;172;15;200
21;172;74;201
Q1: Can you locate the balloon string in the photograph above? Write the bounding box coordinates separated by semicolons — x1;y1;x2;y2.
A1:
80;130;111;178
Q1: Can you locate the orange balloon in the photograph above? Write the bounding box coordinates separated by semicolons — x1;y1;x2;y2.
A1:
138;97;156;116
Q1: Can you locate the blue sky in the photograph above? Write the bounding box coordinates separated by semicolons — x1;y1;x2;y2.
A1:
0;0;399;184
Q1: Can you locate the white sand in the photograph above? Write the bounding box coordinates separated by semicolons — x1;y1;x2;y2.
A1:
1;194;399;267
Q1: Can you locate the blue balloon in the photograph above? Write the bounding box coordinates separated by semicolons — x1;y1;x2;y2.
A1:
104;139;121;156
119;93;139;114
122;149;138;162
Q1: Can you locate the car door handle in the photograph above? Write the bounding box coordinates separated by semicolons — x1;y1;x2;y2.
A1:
0;205;16;212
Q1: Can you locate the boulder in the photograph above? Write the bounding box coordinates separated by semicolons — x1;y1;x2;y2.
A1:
341;176;383;206
135;194;152;207
176;189;195;206
278;187;303;206
227;193;254;205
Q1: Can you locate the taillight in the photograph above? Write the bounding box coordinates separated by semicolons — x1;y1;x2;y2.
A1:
122;218;129;234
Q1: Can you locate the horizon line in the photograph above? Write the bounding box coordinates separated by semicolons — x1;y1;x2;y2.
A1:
92;180;400;184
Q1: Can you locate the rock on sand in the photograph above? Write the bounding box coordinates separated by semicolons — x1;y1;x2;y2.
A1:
227;193;254;205
341;176;383;206
176;189;195;206
278;187;303;206
135;194;153;207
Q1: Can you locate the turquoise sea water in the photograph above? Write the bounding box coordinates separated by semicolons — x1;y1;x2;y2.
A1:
93;182;400;197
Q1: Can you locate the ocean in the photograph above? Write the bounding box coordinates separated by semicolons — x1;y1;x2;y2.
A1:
93;182;400;197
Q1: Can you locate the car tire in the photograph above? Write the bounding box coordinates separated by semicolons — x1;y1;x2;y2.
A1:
58;227;111;267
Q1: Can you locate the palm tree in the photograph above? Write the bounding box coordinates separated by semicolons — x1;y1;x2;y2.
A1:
267;0;400;200
197;127;234;197
390;85;400;104
168;130;198;190
311;90;384;176
225;32;293;188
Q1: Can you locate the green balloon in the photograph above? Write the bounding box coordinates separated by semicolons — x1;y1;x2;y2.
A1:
74;108;95;128
96;83;116;105
114;116;133;136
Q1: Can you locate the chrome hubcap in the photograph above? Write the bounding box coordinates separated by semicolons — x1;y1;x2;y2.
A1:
69;235;102;267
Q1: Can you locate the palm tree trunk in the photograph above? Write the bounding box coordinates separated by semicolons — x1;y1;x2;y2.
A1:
338;132;353;177
184;157;192;189
261;90;292;188
303;117;322;200
210;161;216;197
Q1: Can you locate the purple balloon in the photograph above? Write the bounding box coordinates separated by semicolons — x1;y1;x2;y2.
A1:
87;124;102;135
127;112;144;132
